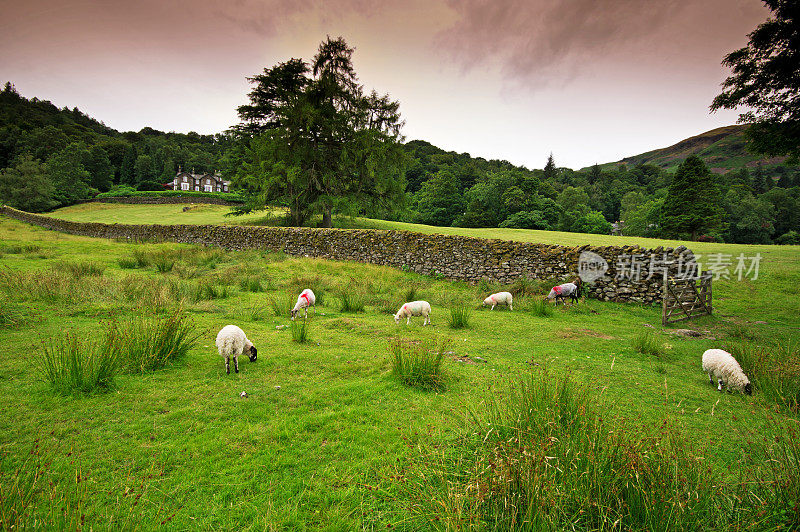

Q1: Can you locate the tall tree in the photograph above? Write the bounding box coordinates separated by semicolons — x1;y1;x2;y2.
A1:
47;143;92;206
232;36;407;227
0;155;57;212
84;145;114;192
120;144;137;185
661;156;726;240
752;164;768;194
710;0;800;162
543;153;557;181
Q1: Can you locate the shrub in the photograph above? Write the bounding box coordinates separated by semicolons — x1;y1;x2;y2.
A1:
291;319;310;343
528;297;553;317
390;338;448;390
109;311;201;373
41;335;119;394
447;303;471;329
339;292;365;313
632;330;666;358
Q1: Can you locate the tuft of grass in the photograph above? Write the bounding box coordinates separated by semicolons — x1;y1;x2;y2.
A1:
376;299;398;315
109;311;201;373
404;371;721;530
390;338;448;391
191;280;229;302
270;295;293;317
41;335;119;395
52;261;105;278
447;303;471;329
632;330;667;358
239;304;269;322
0;297;29;328
528;297;553;317
402;286;418;303
727;339;800;413
238;275;267;293
0;243;41;254
509;276;539;298
291;319;310;343
152;252;175;273
339;292;365;313
117;257;139;269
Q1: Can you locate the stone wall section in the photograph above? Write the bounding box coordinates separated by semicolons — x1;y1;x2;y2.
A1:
1;206;696;304
82;196;241;206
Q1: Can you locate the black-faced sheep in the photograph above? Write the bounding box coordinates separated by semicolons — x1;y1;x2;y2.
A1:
216;325;257;375
547;278;582;305
701;348;752;395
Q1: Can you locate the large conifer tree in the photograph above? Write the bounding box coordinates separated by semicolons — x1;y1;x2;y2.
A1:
661;156;726;240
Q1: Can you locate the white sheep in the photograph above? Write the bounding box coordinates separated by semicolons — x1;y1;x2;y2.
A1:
215;325;257;375
483;291;513;310
701;348;752;395
291;288;316;320
394;300;432;326
547;278;582;305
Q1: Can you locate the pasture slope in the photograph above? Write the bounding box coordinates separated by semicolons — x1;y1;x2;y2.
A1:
0;202;796;529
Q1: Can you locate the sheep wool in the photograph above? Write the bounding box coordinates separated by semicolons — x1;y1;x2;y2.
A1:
701;348;752;395
394;300;432;326
483;291;513;310
291;289;316;320
216;325;257;375
547;282;580;305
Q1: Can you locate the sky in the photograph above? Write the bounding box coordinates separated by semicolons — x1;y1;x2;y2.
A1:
0;0;770;170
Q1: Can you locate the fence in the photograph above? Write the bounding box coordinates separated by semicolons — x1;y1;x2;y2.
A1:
662;272;713;325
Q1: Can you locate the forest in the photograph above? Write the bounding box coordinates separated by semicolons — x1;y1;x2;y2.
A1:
1;81;799;245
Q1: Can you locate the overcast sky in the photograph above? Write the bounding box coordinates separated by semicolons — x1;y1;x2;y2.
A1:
0;0;769;169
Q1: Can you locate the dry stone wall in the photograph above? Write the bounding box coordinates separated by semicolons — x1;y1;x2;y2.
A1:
1;206;697;304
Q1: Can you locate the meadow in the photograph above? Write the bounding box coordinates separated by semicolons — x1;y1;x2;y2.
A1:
0;203;798;530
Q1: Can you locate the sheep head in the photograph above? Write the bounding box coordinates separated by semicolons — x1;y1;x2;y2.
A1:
248;345;257;362
744;382;752;395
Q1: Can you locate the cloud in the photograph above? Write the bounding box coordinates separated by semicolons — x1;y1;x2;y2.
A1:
435;0;690;82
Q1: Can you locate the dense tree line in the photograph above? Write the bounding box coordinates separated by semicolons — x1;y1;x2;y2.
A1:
0;82;230;211
401;143;800;244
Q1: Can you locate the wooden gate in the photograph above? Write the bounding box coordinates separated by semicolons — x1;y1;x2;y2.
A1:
662;272;713;325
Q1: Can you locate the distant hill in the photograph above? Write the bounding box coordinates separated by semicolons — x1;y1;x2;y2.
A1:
587;125;793;175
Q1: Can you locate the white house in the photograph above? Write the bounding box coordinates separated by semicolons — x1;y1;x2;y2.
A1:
172;170;231;193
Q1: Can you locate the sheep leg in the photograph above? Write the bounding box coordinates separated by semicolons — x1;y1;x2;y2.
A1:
424;314;430;326
304;307;308;320
225;356;230;375
491;304;496;310
509;303;513;311
708;373;714;385
717;378;724;392
406;316;411;325
234;356;239;374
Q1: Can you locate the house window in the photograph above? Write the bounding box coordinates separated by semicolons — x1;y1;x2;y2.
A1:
195;186;200;191
181;183;189;191
204;184;212;192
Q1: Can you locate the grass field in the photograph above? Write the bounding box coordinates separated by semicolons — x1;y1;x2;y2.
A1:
2;203;798;529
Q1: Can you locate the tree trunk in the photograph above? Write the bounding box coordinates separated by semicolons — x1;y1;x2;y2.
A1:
322;206;332;228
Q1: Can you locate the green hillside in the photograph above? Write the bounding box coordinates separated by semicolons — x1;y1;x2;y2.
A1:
592;125;795;175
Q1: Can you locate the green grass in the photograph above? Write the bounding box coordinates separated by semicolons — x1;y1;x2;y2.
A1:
3;206;800;529
632;330;668;358
389;337;447;390
339;291;365;313
41;334;119;395
291;318;310;344
447;302;471;329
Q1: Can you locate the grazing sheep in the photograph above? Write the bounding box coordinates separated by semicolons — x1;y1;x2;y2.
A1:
547;278;582;305
701;348;752;395
394;300;432;326
483;291;513;310
216;325;257;375
291;288;316;321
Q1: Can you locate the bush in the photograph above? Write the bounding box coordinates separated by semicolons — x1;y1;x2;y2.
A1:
96;189;243;203
136;180;166;191
776;231;800;245
447;303;471;329
390;338;448;390
42;335;119;395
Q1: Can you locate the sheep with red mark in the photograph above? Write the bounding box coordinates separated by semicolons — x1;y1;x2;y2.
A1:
394;300;432;326
291;288;316;320
547;278;582;305
483;291;513;310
